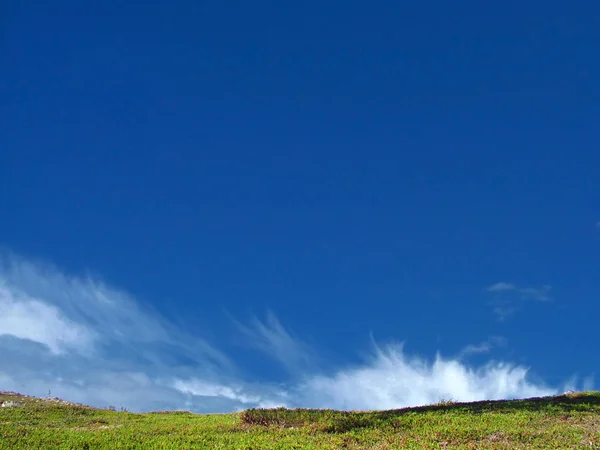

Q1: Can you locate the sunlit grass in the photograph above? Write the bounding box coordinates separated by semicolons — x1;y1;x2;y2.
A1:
1;390;599;449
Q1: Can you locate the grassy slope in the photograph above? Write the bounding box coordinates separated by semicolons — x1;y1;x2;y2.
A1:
1;391;599;449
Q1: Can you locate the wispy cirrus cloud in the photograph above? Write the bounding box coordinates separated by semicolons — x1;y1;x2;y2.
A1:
0;251;590;413
457;336;507;359
296;342;556;410
0;252;239;412
487;282;552;302
229;310;315;374
486;282;552;321
0;283;94;355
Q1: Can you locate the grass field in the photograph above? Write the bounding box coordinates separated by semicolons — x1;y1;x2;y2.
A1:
1;390;599;449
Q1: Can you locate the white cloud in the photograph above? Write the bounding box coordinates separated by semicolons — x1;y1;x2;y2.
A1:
297;342;557;410
0;253;238;412
486;282;551;302
172;378;289;410
0;284;94;355
0;252;592;413
230;310;314;373
0;253;230;369
486;282;552;320
492;305;518;322
487;282;516;292
457;336;507;359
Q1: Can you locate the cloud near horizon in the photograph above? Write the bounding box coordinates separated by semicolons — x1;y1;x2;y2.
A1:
0;252;590;413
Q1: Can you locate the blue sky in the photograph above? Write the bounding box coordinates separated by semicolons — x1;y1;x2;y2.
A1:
1;1;599;412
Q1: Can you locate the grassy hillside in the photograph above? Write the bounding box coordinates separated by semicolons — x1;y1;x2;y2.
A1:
1;390;599;449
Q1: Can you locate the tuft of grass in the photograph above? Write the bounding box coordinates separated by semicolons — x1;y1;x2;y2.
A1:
1;390;600;449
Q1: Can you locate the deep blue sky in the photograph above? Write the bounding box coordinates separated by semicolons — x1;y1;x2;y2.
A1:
1;0;599;397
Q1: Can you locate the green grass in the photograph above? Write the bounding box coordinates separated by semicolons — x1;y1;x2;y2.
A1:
1;391;599;449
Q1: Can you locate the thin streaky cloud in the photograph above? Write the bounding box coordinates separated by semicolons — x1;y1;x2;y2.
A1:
486;282;552;320
486;282;552;302
0;251;593;413
487;282;516;292
492;305;518;322
229;310;315;373
0;253;231;370
457;336;507;359
0;284;95;355
518;286;552;302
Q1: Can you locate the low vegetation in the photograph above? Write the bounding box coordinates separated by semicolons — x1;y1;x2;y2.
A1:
1;390;599;448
